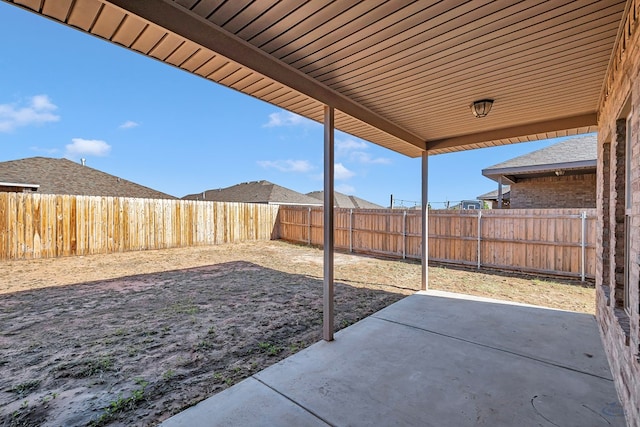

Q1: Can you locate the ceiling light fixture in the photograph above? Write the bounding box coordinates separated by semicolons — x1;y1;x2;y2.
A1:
470;99;494;118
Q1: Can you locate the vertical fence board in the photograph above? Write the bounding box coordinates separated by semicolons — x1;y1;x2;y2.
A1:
278;206;597;279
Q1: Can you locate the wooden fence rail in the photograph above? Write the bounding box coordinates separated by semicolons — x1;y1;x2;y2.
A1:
0;193;279;260
278;207;597;280
0;193;598;280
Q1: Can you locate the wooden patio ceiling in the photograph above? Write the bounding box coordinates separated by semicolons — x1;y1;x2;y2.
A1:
5;0;628;157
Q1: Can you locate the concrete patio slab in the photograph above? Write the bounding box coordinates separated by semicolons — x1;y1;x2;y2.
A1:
161;291;626;426
375;290;614;380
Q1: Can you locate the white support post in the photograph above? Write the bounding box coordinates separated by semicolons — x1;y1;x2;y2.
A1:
497;176;503;209
477;210;482;270
581;211;587;282
421;151;429;291
323;106;335;341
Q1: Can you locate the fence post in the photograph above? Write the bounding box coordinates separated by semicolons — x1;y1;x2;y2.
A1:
402;210;407;259
349;209;353;253
307;207;312;246
477;210;482;270
581;211;587;282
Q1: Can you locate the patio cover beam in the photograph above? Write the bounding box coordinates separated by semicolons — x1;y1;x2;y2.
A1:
106;0;425;152
425;113;597;152
323;106;335;342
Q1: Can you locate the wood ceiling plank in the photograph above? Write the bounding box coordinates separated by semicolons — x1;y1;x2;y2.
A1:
261;1;377;55
223;1;284;35
67;0;102;31
129;24;166;54
111;14;147;47
320;1;621;91
207;0;252;27
207;62;241;81
245;81;278;98
235;2;308;40
180;49;215;72
268;91;300;106
340;23;619;99
320;1;621;90
247;2;328;48
221;68;254;87
393;67;606;119
193;56;225;77
92;4;126;39
279;96;315;111
191;0;224;18
256;86;290;102
174;0;200;9
165;41;200;66
368;47;611;113
42;0;73;21
240;78;274;96
148;33;184;61
13;0;41;12
298;0;510;78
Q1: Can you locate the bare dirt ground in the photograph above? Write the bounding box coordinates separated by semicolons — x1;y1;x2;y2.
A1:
0;240;594;426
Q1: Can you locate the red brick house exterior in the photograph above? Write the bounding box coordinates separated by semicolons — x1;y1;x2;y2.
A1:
482;135;597;209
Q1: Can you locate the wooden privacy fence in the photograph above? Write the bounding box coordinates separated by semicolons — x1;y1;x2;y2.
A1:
278;207;597;280
0;192;279;260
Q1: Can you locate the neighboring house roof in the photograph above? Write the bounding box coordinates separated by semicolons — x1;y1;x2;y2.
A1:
482;134;597;183
182;180;321;205
477;186;511;201
0;157;176;199
307;191;384;209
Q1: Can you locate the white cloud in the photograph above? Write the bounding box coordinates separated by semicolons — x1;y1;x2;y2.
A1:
336;138;367;156
350;151;392;164
119;120;139;129
263;111;315;128
65;138;111;158
335;163;355;180
336;184;355;194
257;159;314;173
335;137;391;164
0;95;60;132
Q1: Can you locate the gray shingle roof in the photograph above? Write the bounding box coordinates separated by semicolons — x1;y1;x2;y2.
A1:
477;186;511;200
483;134;597;177
306;191;384;209
0;157;176;199
182;180;321;205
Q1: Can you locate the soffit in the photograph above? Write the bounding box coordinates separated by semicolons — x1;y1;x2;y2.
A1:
5;0;628;157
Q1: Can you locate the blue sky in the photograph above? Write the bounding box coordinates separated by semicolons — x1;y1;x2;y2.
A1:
0;3;572;208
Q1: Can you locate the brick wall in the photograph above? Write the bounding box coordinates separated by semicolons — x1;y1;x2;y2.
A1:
596;3;640;425
509;174;596;209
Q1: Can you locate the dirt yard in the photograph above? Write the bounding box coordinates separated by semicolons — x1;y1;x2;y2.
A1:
0;240;594;426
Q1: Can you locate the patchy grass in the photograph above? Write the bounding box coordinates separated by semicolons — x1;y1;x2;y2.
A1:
0;240;594;426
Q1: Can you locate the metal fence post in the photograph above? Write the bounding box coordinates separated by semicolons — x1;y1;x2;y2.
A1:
403;210;407;259
349;208;353;253
307;207;312;246
581;211;586;282
477;210;482;270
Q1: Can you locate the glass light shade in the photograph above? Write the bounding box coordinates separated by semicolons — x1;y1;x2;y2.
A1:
470;99;494;118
